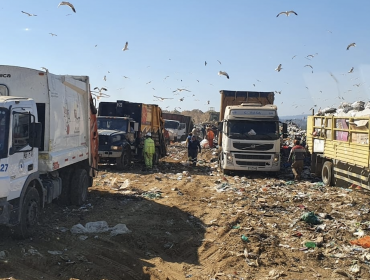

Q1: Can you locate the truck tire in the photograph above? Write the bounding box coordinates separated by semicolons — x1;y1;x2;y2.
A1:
70;169;89;206
14;187;40;239
58;169;72;206
116;150;131;170
322;161;333;186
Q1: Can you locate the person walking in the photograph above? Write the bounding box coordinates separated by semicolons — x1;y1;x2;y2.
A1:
206;127;215;148
186;132;193;160
188;135;201;166
288;139;306;180
143;132;155;170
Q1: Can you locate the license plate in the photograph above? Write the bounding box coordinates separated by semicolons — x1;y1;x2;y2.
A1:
247;167;257;170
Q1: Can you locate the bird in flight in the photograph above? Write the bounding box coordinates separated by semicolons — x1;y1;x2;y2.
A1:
207;100;210;105
274;90;282;94
205;61;207;66
93;87;107;92
174;107;181;111
173;88;191;93
21;11;37;16
304;65;313;73
153;95;173;101
348;67;354;73
123;76;129;79
146;81;152;84
347;42;356;50
218;71;229;79
58;2;76;13
292;55;297;59
276;10;297;17
122;42;129;51
103;75;107;81
179;97;185;102
49;33;57;36
217;60;222;64
275;64;282;72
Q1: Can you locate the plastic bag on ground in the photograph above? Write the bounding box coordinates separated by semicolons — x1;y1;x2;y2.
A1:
350;236;370;248
200;139;209;148
110;224;131;236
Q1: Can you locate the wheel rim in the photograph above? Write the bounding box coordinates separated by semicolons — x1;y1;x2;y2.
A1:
26;200;39;228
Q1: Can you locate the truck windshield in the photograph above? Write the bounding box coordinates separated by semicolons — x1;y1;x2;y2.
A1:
0;108;9;159
97;117;128;132
227;120;279;140
165;120;180;129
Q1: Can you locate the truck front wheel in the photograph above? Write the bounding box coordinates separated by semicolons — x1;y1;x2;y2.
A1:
71;169;88;206
14;187;40;239
322;161;333;186
116;150;131;170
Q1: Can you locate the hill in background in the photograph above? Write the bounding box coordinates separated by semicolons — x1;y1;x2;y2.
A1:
162;110;308;129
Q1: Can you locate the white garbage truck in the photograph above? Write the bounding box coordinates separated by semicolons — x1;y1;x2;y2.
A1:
218;90;287;174
0;65;99;238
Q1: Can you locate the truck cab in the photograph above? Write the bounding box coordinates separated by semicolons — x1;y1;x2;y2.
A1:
97;116;138;169
164;119;180;142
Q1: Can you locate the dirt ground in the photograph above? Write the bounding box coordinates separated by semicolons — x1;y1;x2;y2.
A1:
1;144;370;280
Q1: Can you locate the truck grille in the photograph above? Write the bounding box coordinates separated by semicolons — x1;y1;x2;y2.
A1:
99;135;111;150
234;154;271;160
233;143;273;151
236;161;267;166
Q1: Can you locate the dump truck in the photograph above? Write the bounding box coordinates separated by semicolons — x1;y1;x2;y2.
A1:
307;113;370;190
162;112;194;141
97;100;167;168
218;90;286;174
0;65;98;238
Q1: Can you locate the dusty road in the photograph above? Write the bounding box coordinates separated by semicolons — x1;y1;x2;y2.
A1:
1;144;370;280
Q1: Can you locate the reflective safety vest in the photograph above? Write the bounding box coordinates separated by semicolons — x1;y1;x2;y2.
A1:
144;137;155;154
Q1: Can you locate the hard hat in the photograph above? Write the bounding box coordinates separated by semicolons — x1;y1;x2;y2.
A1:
146;132;151;137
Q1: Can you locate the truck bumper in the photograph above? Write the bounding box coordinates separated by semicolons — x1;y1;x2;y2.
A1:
221;152;280;172
98;150;122;159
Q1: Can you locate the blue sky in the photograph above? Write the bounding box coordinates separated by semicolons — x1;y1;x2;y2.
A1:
1;1;370;117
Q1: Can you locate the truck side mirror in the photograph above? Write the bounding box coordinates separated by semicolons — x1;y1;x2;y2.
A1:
134;122;139;132
29;122;42;148
218;121;223;132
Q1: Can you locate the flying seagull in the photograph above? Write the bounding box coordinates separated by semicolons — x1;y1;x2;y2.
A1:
304;65;313;73
205;61;207;66
153;95;173;101
122;42;128;51
275;64;282;72
49;33;57;36
179;97;185;102
21;11;37;16
123;76;129;79
348;67;354;73
218;71;229;79
207;100;210;105
103;75;106;81
292;55;297;59
93;87;107;91
173;88;191;93
347;43;356;50
217;60;222;64
276;10;297;17
58;2;76;13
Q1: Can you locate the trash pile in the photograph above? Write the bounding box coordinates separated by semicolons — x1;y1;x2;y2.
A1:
318;101;370;117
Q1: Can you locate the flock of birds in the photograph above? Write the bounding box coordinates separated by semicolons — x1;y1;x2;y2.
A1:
21;4;365;115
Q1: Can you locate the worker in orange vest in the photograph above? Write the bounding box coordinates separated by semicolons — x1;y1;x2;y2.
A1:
206;127;214;148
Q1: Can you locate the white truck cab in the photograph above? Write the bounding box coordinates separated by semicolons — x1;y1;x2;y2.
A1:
164;119;180;142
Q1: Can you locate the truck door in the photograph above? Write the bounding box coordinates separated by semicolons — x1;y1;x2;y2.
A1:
7;109;37;199
178;123;186;141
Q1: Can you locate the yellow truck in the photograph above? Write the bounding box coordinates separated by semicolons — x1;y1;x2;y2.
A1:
307;114;370;189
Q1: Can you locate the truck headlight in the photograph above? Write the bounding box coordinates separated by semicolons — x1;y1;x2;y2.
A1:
273;153;279;162
111;145;123;151
226;152;233;164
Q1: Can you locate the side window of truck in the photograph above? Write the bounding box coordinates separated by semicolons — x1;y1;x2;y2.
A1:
12;113;30;150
